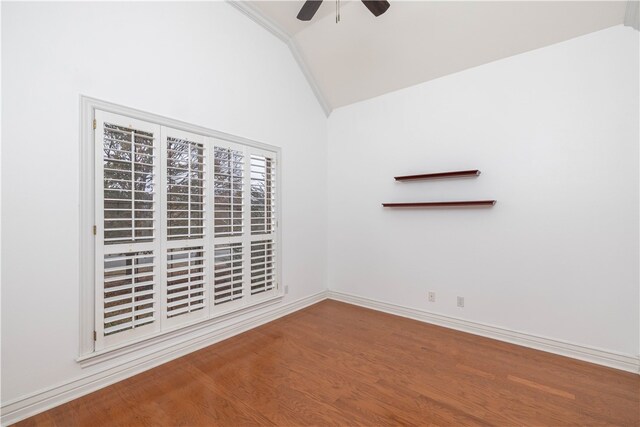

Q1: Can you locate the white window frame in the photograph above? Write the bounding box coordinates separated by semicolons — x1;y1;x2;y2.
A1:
78;96;282;361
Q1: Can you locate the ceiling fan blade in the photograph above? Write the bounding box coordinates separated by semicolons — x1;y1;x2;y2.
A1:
297;0;323;21
361;0;390;17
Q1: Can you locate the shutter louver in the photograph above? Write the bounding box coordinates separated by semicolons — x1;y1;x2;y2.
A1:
214;147;244;237
213;243;244;305
250;240;276;295
166;247;206;318
250;155;276;235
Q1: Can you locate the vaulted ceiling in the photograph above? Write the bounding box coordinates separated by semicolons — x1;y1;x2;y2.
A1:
232;1;629;114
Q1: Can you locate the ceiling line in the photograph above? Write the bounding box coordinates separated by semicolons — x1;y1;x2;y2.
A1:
227;0;332;116
624;0;639;30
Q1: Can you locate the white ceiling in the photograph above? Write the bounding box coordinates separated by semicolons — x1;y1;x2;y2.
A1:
243;1;628;113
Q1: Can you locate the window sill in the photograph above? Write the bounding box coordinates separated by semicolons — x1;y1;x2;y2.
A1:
77;293;283;368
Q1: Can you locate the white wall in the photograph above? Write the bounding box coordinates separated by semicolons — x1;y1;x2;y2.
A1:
327;26;639;357
1;1;327;404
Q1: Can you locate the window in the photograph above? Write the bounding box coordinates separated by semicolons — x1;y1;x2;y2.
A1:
88;107;280;353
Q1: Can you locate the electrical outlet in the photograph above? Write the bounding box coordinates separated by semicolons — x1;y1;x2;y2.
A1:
428;292;436;302
457;296;464;308
285;285;289;294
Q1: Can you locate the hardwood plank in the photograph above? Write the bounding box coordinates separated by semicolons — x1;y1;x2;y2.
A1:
14;300;640;426
507;375;576;400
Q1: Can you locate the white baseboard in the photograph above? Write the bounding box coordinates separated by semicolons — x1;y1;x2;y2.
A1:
0;291;328;426
328;290;640;375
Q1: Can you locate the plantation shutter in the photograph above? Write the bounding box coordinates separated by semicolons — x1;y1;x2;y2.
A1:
248;148;278;297
161;128;209;328
95;110;162;350
93;107;279;353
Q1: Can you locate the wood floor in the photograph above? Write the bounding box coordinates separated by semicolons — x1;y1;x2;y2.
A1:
16;300;639;426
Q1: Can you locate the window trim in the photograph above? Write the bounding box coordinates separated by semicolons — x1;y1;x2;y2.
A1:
79;96;283;362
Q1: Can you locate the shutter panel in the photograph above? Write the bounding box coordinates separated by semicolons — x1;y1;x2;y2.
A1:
250;154;276;235
250;240;276;295
166;246;206;317
248;148;278;299
213;146;244;237
213;243;244;305
211;142;247;310
103;252;156;335
102;123;155;244
95;111;161;350
161;128;209;328
166;135;205;240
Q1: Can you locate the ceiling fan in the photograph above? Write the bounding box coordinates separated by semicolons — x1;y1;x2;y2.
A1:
297;0;390;21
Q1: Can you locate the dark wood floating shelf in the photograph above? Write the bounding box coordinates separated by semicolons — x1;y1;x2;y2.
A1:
395;170;480;181
382;200;496;208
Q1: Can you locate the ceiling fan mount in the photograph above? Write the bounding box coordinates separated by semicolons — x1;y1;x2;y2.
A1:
297;0;390;21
